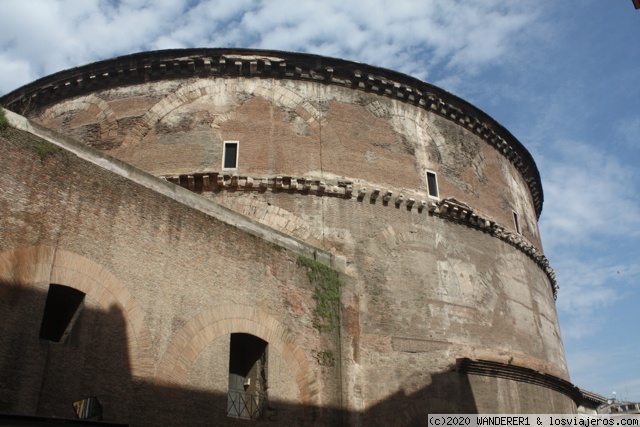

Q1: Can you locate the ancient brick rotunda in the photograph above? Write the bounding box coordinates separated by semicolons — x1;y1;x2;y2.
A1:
0;49;578;426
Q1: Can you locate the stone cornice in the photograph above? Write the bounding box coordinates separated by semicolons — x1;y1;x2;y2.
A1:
579;389;607;407
456;358;581;405
162;171;557;299
431;198;558;299
0;48;544;218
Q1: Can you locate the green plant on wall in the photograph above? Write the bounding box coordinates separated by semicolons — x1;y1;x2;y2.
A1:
32;141;61;161
0;107;9;130
296;256;342;333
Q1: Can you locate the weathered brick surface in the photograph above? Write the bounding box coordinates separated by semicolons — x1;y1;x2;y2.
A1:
0;128;329;425
0;50;576;424
32;78;542;249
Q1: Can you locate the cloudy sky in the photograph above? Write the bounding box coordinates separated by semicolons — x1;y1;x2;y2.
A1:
1;0;639;403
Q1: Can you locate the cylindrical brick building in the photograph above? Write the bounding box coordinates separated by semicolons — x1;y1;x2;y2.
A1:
0;49;577;425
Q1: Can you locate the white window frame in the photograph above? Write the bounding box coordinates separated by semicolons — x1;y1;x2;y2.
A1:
513;210;521;234
222;141;239;170
425;170;439;200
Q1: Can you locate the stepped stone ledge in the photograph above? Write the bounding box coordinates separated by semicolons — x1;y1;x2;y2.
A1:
161;171;558;299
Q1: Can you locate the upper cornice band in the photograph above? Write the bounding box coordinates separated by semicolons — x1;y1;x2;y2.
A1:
0;48;544;217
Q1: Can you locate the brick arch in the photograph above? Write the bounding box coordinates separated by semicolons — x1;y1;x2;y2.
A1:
366;99;448;177
374;225;422;257
216;193;316;243
122;78;331;146
39;94;118;140
0;245;154;378
156;303;315;408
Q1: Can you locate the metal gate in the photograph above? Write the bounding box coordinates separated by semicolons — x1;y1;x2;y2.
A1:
227;333;268;420
227;389;265;420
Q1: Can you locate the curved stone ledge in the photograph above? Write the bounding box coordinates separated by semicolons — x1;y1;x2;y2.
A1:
162;171;558;299
456;358;581;405
430;198;558;299
0;48;543;218
579;389;606;408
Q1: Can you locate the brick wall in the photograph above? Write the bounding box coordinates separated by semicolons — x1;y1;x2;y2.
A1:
0;50;577;423
0;127;337;425
32;78;542;250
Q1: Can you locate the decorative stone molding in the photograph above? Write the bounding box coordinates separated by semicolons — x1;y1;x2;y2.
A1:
456;358;581;405
579;389;607;408
162;172;357;199
430;198;558;299
162;172;558;299
0;48;543;218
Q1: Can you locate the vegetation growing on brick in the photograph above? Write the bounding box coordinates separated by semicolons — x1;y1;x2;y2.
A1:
0;107;9;131
296;255;342;332
25;138;71;166
32;140;61;161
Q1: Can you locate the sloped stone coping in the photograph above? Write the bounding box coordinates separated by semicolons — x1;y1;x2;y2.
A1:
3;109;346;275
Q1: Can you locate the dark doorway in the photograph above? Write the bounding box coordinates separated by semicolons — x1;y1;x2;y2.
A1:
227;333;268;420
39;284;85;342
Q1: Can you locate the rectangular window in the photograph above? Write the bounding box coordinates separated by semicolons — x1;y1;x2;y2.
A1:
223;141;239;169
513;211;521;234
426;171;439;199
39;284;85;342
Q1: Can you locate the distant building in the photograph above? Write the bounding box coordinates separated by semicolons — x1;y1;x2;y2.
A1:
0;49;579;425
598;398;640;415
578;389;607;414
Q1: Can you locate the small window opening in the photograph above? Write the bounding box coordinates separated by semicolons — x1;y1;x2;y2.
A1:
513;211;521;234
73;396;103;420
227;333;268;420
39;284;85;342
223;141;239;169
426;171;439;199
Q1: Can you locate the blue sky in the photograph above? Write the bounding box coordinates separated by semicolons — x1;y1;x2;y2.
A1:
1;0;638;403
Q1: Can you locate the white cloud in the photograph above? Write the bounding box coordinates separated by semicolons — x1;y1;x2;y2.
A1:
0;54;36;94
0;0;540;95
566;345;640;401
234;1;539;80
555;258;633;322
538;138;640;345
539;139;640;248
615;116;640;148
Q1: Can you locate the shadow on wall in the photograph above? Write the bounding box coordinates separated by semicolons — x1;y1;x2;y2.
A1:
0;281;133;422
0;281;479;426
